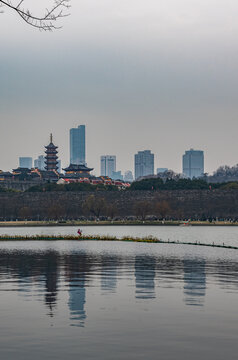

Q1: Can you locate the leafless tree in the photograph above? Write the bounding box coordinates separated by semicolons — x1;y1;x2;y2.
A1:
83;195;107;219
154;200;171;219
134;201;151;221
0;0;70;30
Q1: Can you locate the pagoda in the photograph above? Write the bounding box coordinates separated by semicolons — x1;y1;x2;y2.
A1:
45;134;58;171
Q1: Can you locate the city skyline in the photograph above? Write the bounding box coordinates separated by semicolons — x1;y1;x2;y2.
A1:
1;2;238;176
2;127;237;178
9;130;208;179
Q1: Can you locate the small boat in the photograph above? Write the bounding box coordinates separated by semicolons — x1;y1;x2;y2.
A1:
77;229;82;236
179;222;191;227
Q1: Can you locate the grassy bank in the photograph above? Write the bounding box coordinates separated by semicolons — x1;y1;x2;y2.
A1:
1;220;238;227
0;234;237;250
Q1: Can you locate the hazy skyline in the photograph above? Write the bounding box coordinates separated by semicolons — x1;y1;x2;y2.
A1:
1;0;238;175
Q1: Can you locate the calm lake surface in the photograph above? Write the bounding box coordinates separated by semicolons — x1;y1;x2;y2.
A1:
1;226;238;359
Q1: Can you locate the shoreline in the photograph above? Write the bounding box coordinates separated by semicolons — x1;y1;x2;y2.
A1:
0;234;237;250
0;220;238;227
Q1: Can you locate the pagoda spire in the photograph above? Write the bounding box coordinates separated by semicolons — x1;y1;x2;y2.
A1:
50;133;53;143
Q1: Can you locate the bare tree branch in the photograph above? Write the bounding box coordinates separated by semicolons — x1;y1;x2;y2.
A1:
0;0;71;30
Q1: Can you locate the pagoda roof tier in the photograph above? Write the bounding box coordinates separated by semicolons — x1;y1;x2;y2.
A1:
0;172;14;177
63;164;94;172
45;143;58;148
12;167;31;173
45;149;58;154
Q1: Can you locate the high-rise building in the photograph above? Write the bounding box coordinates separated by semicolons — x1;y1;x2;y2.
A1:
183;149;204;179
134;150;154;180
19;157;32;169
124;170;134;182
100;155;116;178
111;171;123;181
70;125;86;165
34;155;45;170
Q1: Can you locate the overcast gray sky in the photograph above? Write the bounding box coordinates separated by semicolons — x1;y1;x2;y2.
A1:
1;0;238;175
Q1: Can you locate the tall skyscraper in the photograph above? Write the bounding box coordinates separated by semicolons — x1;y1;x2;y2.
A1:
70;125;86;165
183;149;204;179
134;150;154;180
34;155;45;170
100;155;116;178
19;157;32;169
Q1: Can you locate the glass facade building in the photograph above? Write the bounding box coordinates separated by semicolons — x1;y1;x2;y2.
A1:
70;125;86;165
100;155;116;178
134;150;154;180
34;155;45;170
19;157;32;169
182;149;204;179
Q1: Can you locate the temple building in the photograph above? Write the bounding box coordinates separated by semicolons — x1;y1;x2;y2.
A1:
45;134;59;171
63;164;94;178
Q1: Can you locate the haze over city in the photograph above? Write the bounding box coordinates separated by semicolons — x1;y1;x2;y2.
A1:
1;0;238;174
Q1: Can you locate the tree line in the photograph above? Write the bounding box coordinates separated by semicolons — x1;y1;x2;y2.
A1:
0;190;238;221
129;178;237;191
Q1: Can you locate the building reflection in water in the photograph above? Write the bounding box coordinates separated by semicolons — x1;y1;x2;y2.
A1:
101;256;118;294
68;279;86;327
135;256;156;300
183;258;206;306
65;254;91;327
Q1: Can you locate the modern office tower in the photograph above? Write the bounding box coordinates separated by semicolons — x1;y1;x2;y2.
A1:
100;155;116;178
111;171;123;181
70;125;86;165
45;134;58;171
124;170;134;182
182;149;204;179
134;150;154;180
34;155;45;170
19;157;32;169
157;168;168;174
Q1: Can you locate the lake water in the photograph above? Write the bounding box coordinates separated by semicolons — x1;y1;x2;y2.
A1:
1;224;238;246
1;226;238;359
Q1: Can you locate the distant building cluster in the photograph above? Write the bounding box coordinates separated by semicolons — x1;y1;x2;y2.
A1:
0;124;206;188
0;132;131;190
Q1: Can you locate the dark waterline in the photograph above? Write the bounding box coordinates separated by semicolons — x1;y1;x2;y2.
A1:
1;240;238;359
